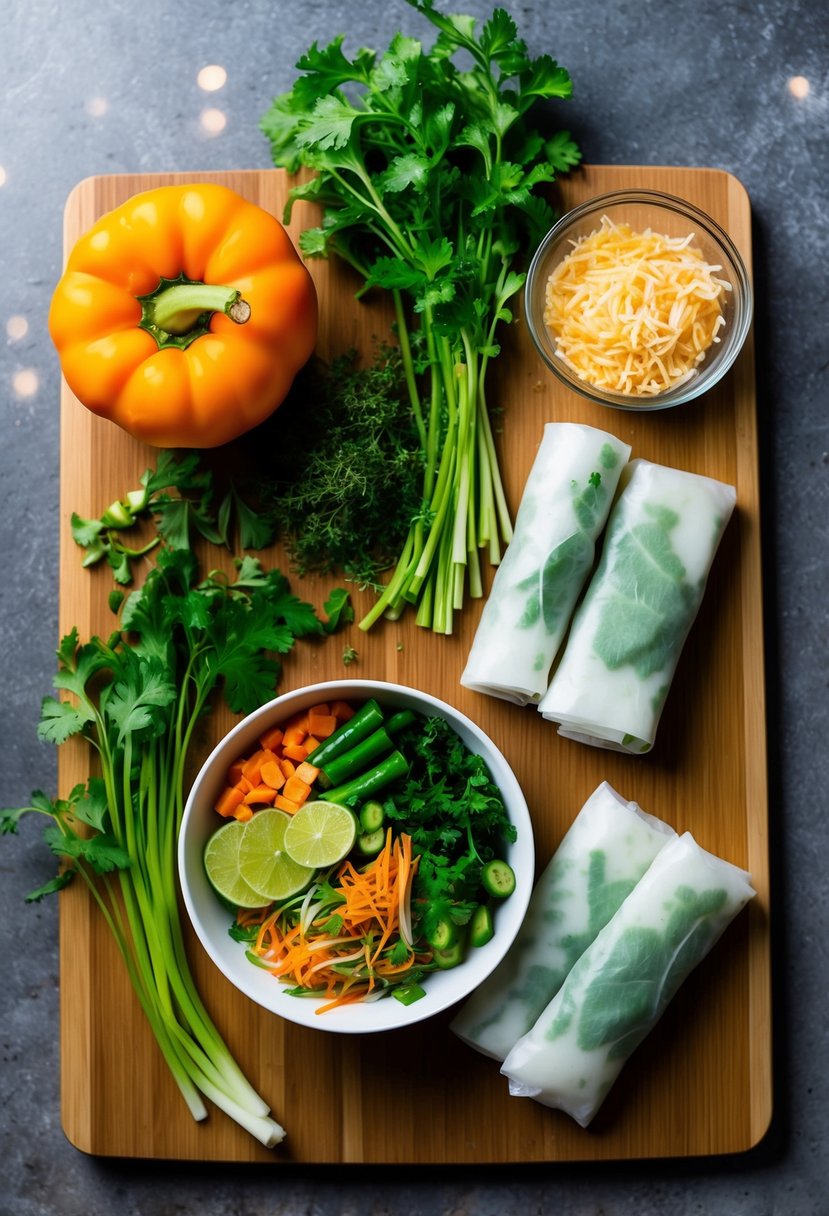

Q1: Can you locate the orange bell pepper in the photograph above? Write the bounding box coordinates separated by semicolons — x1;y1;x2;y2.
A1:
48;182;318;449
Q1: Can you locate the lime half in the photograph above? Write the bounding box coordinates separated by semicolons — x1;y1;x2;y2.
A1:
283;800;358;868
238;809;316;901
204;821;268;909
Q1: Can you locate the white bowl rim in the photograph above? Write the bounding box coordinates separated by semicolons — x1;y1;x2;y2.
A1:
178;678;534;1034
524;187;754;412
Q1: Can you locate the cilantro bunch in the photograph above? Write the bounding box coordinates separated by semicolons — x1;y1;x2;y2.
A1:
261;0;580;633
1;549;327;1146
384;715;517;942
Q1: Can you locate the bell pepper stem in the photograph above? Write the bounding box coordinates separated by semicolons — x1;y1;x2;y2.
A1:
146;282;251;336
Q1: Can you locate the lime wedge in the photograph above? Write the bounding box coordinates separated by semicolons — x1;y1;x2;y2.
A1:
238;809;316;901
283;800;358;868
203;821;268;909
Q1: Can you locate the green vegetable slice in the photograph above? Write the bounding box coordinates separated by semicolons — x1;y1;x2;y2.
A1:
481;859;516;899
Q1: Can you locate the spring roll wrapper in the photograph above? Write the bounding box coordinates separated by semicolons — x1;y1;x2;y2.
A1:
461;423;632;705
501;831;755;1127
450;782;676;1061
537;459;737;752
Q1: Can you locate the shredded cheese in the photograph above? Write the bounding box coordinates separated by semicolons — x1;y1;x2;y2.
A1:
544;216;730;397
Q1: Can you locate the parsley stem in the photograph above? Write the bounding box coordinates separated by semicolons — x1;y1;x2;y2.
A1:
393;290;427;453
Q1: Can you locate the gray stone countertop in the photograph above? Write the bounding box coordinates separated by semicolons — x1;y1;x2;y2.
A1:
1;1;826;1213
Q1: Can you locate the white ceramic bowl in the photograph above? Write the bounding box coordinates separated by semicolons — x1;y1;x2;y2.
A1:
178;679;534;1034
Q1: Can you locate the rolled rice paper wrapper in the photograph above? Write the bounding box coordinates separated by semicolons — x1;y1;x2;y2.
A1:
537;458;737;752
450;781;676;1061
501;831;755;1127
461;423;632;705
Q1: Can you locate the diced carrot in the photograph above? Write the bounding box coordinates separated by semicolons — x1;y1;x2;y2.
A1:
331;700;355;722
215;786;245;818
303;736;321;754
242;748;279;786
280;758;297;779
233;804;254;823
274;794;301;814
258;725;284;751
282;711;310;734
260;760;286;790
283;741;309;762
295;761;320;784
308;712;337;739
283;725;307;748
307;702;330;716
226;760;245;786
244;784;278;806
283;775;311;805
241;749;266;784
236;775;253;794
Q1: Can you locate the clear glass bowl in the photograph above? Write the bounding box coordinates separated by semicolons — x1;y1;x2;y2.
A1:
524;189;753;411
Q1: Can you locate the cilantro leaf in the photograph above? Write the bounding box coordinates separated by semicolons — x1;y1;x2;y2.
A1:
105;656;177;744
44;826;132;875
296;94;359;151
71;779;111;833
25;872;75;902
37;696;92;745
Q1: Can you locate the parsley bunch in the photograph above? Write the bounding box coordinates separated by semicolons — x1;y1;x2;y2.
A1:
384;715;517;942
262;0;580;633
1;549;327;1146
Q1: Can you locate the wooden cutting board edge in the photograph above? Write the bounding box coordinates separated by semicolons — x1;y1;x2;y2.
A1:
55;164;772;1163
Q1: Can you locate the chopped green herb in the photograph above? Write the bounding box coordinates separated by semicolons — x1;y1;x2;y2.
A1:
383;714;516;943
243;348;424;587
261;0;580;632
70;450;277;586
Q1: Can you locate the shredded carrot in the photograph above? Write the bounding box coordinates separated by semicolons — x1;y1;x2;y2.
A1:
246;830;425;1012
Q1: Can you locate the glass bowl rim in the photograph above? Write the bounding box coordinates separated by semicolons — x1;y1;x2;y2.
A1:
523;187;754;411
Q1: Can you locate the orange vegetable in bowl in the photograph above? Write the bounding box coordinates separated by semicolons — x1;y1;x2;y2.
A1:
48;182;318;448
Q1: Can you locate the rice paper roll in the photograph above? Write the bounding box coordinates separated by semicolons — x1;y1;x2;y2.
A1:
537;458;736;752
450;781;676;1061
461;423;631;705
501;831;755;1127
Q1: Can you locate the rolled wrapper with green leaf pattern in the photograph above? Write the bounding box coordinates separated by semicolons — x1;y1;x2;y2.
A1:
537;458;736;752
500;831;755;1127
461;423;631;705
450;781;675;1061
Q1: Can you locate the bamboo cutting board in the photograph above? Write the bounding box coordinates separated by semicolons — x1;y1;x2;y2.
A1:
57;164;770;1162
